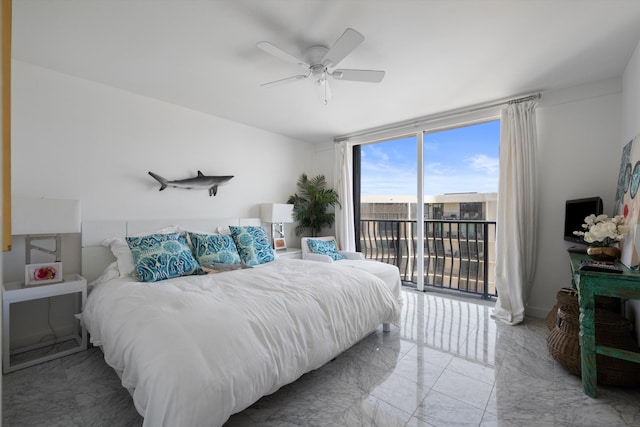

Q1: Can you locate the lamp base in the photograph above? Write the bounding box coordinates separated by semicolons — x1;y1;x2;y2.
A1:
25;234;62;264
271;222;286;249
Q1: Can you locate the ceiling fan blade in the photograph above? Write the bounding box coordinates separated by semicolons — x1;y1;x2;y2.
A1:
331;69;385;83
322;28;364;67
256;41;309;66
260;73;309;87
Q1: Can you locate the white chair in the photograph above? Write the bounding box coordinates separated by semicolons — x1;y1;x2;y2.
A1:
301;236;366;262
301;236;403;332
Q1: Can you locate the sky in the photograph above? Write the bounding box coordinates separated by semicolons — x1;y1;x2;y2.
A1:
360;120;500;196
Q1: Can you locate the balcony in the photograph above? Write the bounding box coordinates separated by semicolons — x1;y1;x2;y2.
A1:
358;219;497;299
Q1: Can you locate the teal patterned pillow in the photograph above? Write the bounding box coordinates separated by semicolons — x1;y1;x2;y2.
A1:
307;239;346;261
126;232;202;282
229;226;275;266
188;232;241;265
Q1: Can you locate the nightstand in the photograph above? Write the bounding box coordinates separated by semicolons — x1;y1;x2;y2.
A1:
2;274;87;373
276;248;302;259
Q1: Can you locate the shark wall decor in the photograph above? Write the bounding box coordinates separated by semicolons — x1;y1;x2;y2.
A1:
148;171;233;197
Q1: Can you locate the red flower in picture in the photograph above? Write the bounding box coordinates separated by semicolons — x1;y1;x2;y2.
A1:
33;266;57;281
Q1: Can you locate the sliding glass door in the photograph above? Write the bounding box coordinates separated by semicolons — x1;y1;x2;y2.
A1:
358;135;418;280
422;121;499;296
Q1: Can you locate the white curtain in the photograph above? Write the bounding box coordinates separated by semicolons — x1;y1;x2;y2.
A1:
335;141;356;251
492;101;539;325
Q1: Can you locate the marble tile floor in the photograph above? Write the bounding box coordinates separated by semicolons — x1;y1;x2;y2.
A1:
4;289;640;427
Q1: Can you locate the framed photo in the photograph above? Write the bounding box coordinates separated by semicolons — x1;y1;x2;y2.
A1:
25;262;63;286
273;237;286;250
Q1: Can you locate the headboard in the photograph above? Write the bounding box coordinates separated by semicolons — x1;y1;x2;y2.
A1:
81;217;261;283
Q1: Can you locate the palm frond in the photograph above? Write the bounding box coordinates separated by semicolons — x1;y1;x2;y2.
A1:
287;173;340;237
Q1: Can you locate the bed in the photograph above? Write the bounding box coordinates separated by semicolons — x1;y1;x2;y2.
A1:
81;218;401;427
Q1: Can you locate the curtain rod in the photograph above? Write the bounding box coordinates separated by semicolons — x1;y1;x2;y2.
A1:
508;93;541;104
334;92;541;143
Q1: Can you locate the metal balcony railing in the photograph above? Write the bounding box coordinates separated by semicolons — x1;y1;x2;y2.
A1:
358;219;497;299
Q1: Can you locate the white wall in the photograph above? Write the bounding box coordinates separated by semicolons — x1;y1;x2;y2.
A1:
526;79;623;318
621;39;640;334
309;141;339;236
11;60;315;221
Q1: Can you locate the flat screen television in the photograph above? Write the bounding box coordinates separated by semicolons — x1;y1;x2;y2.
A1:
564;197;604;244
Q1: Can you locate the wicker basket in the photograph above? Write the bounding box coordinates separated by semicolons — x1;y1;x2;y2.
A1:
545;288;578;329
547;304;640;387
545;288;622;330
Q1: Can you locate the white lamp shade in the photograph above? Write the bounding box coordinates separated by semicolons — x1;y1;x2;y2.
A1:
260;203;294;223
12;198;81;235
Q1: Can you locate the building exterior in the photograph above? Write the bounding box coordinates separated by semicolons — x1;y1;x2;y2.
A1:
360;192;498;221
359;193;498;297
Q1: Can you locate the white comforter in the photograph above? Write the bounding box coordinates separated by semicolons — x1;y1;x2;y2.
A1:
83;258;400;427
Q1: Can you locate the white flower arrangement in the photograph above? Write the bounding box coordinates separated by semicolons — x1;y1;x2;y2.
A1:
573;214;629;246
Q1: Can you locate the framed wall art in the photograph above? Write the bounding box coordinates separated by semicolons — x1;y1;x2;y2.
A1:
25;262;63;286
273;237;286;250
615;135;640;269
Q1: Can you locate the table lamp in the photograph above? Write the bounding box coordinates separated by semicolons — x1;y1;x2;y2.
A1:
12;197;81;285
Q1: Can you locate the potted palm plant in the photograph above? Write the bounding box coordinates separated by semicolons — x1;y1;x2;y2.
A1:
287;173;341;237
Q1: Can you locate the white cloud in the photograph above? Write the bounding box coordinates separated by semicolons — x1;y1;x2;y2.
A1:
467;154;499;174
425;162;455;175
364;144;390;162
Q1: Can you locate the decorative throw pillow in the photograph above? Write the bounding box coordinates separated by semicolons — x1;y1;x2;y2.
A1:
126;232;202;282
188;232;241;265
307;239;346;261
103;226;182;278
229;226;275;266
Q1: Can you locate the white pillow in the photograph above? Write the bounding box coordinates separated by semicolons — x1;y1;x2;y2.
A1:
102;237;136;278
87;261;120;289
102;226;182;278
216;225;232;235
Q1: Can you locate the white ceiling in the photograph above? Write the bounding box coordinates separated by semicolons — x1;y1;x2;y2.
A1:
12;0;640;144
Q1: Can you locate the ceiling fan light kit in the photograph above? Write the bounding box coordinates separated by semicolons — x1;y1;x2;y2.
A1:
257;28;385;104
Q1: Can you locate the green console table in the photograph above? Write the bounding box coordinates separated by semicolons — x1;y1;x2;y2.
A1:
569;252;640;397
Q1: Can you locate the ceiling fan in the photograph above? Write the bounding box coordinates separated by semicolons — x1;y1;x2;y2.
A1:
256;28;385;104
